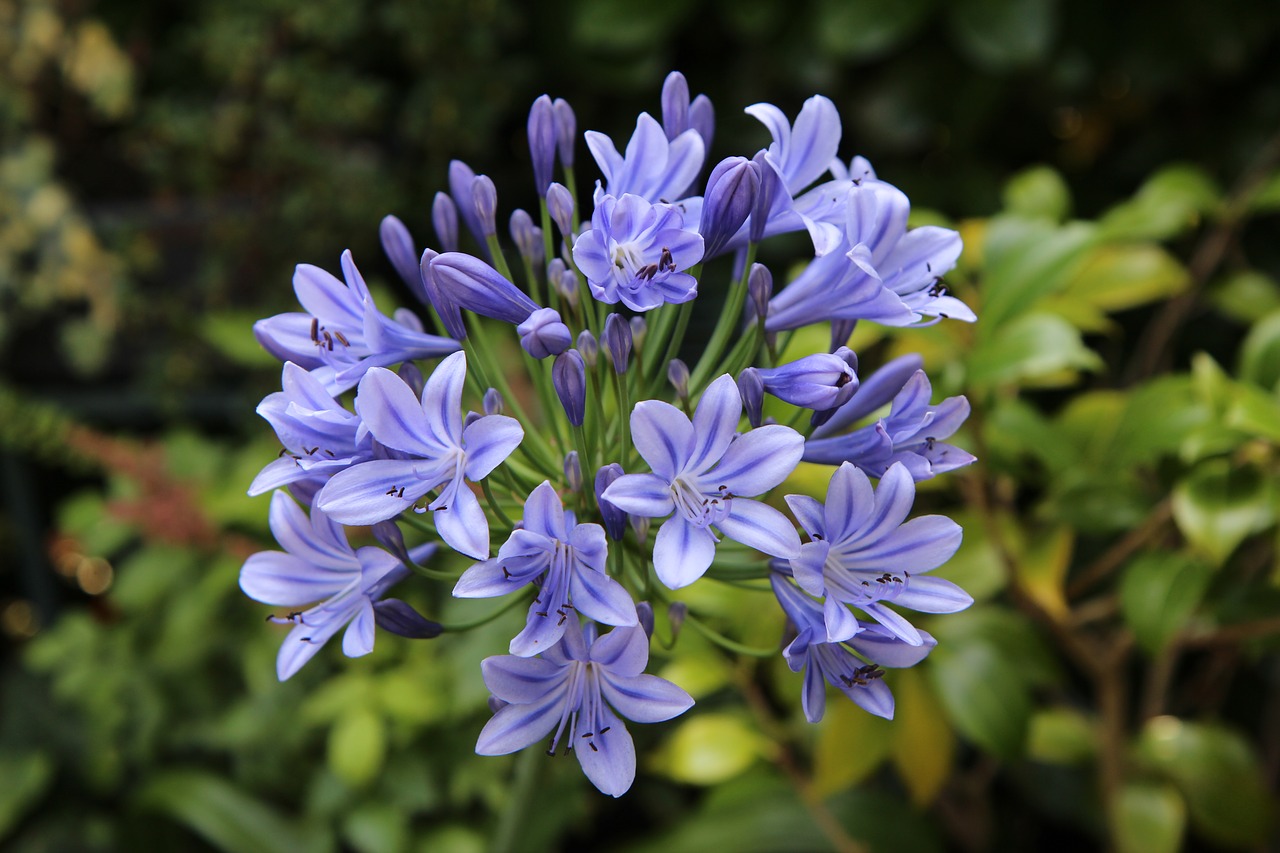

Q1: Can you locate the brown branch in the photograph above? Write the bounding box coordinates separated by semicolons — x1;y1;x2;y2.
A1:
1066;499;1173;600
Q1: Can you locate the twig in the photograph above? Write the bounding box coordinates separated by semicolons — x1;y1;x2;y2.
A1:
1066;499;1173;599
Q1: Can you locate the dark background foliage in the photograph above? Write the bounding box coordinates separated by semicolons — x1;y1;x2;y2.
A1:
2;0;1279;851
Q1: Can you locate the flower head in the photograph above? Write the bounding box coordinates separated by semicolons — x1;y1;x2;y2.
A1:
454;481;637;656
315;352;523;559
240;492;440;680
476;620;693;797
602;374;804;588
585;112;705;203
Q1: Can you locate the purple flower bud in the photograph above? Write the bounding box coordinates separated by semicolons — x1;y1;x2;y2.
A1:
629;316;646;349
594;462;626;541
546;182;575;238
699;156;760;257
463;410;482;430
602;313;633;374
630;514;650;545
661;72;690;140
830;318;857;352
553;349;587;426
397;362;425;397
635;600;655;638
553;98;576;167
509;209;543;268
472;174;498;238
528;94;556;195
420;249;467;340
430;252;538;326
668;358;690;400
667;601;688;640
564;450;582;492
483;388;504;416
748;263;773;323
432;191;459;253
690;94;715;152
518;307;573;359
556;268;579;307
577;329;598;368
374;599;443;639
737;367;764;428
448;161;486;255
750;150;783;243
548;258;567;281
756;347;860;415
379;215;422;293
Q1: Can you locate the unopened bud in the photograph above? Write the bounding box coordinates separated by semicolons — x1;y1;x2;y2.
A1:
564;451;582;492
668;358;690;401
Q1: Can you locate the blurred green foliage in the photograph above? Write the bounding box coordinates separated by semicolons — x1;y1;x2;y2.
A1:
2;0;1280;851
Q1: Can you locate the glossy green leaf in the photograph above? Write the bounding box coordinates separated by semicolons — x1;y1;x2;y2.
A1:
968;311;1102;388
1002;165;1071;222
976;217;1095;330
1239;309;1280;390
927;641;1030;759
137;770;332;853
1172;458;1273;565
1208;269;1280;325
654;714;772;786
1138;719;1272;847
816;0;937;58
1119;552;1212;654
1027;707;1095;765
1113;783;1186;853
813;692;894;794
890;668;955;806
1060;243;1189;315
948;0;1056;68
1097;164;1222;241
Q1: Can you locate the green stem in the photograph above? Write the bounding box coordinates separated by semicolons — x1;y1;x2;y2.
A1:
482;478;515;527
684;613;777;658
492;745;543;853
437;593;528;632
689;248;755;392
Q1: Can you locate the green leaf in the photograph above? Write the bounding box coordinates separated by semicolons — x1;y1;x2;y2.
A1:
1027;707;1095;765
1119;552;1213;655
1059;243;1189;315
570;0;692;51
653;713;772;786
1247;169;1280;212
815;0;937;60
1097;164;1221;241
1138;719;1272;847
1239;309;1280;391
890;668;955;807
948;0;1055;69
976;217;1095;330
328;708;387;788
201;311;279;368
1108;377;1211;467
342;804;407;853
0;752;53;839
927;641;1031;759
1172;458;1273;565
1208;269;1280;325
968;311;1102;388
813;692;894;794
137;770;332;853
1112;783;1186;853
1002;165;1071;222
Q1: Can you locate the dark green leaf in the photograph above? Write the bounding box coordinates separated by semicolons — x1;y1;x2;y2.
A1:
1119;552;1213;655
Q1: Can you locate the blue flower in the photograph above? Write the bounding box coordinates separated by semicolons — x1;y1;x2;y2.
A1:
453;481;637;656
803;369;976;480
755;347;859;417
249;362;372;497
602;374;803;588
240;491;440;680
585;112;705;203
315;352;524;559
785;462;971;646
475;620;693;797
771;573;936;722
572;193;704;312
253;250;460;394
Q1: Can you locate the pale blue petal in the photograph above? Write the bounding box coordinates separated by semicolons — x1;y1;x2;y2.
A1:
630;400;694;481
857;602;923;646
848;626;936;668
452;559;520;598
601;473;675;518
575;705;635;797
342;599;377;657
293;264;361;325
652;517;716;589
687;374;743;474
706;424;803;495
356;367;438;456
570;569;638;629
893;576;973;613
715;499;800;559
589;623;649;677
788;540;829;597
823;462;874;544
823;597;861;643
422;350;468;447
800;659;828;723
517;481;565;540
240;552;355;607
481;655;568;703
462;415;524;480
851;515;963;573
315;460;429;526
434;485;489;559
599;672;695;723
841;678;894;719
783;494;826;540
276;615;346;681
475;686;568;755
268;490;356;568
784;95;841;193
857;462;915;541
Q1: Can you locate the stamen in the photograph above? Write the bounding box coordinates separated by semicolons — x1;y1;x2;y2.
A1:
310;317;319;343
333;330;350;346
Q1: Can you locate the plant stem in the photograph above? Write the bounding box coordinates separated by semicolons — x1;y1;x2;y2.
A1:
491;744;543;853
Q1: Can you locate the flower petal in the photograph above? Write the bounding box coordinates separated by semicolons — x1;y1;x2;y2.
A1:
630;400;693;481
475;686;568;755
715;499;800;559
342;599;377;657
481;655;568;703
652;517;717;588
848;626;937;668
706;424;803;496
687;374;742;474
570;569;638;629
599;672;694;723
434;485;490;559
600;473;675;519
356;367;437;456
893;576;973;613
240;552;355;607
462;415;524;480
421;350;468;447
315;460;429;526
575;706;636;797
589;623;649;677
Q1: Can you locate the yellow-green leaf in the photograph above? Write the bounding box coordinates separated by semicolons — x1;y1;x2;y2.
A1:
890;668;955;807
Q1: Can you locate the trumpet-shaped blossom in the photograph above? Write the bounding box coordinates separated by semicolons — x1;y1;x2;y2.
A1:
771;573;937;722
803;370;975;480
572;193;704;312
430;252;572;358
475;620;693;797
315;353;523;559
785;462;971;646
756;347;859;416
253;251;460;394
454;481;637;656
249;362;373;497
240;491;440;680
586;112;705;203
602;374;804;588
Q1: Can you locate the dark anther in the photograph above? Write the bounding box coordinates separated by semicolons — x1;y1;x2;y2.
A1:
836;372;853;387
323;330;334;350
926;262;932;273
658;247;674;271
324;449;336;457
588;742;599;752
386;486;400;496
277;448;289;458
939;312;949;319
266;613;276;622
924;436;936;450
813;533;823;540
636;262;659;280
557;609;567;626
304;446;319;455
397;487;405;498
310;317;319;343
599;726;610;734
301;636;312;642
535;610;548;618
333;330;350;347
502;567;512;579
581;732;593;738
437;505;448;511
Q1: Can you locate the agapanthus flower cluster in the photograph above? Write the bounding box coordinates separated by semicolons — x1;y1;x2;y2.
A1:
241;73;976;797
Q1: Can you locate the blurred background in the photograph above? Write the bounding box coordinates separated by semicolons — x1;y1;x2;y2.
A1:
2;0;1279;850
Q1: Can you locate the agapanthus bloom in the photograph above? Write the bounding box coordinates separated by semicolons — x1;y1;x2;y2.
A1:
454;481;637;656
240;491;440;680
475;620;693;796
585;112;704;203
785;462;971;645
253;250;460;394
602;374;803;588
572;193;704;312
315;352;523;558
